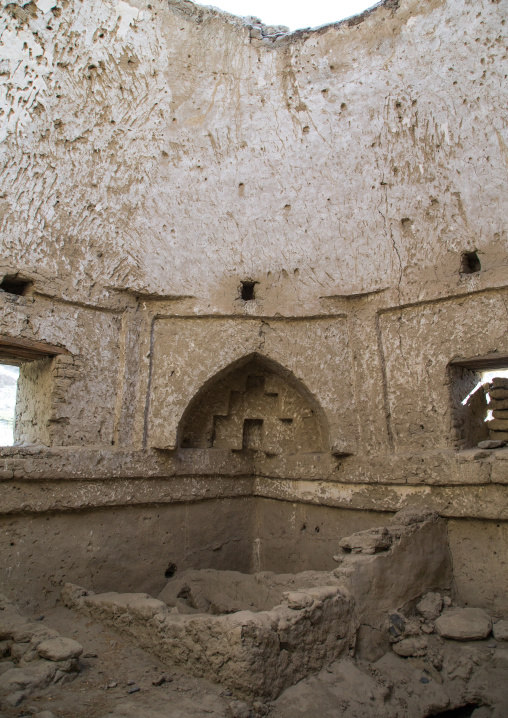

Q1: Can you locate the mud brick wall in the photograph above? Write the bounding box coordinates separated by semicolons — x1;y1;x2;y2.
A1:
0;0;507;609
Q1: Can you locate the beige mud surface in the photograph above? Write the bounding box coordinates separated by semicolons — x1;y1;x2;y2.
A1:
1;605;230;718
2;603;508;718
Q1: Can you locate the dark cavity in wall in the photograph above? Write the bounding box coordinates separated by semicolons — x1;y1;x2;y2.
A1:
425;703;481;718
0;275;33;296
241;281;256;301
165;562;177;578
460;251;481;274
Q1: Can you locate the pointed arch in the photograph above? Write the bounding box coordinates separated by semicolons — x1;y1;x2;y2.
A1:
177;352;330;454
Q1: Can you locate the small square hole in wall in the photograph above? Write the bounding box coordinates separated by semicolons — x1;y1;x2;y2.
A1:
460;251;481;274
241;280;256;301
0;275;32;296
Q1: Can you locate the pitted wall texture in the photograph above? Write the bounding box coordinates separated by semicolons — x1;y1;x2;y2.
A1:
0;0;507;607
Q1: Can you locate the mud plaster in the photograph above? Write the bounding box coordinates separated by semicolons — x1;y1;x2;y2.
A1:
0;0;506;682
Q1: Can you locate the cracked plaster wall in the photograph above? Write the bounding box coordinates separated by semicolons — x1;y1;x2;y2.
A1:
0;0;507;606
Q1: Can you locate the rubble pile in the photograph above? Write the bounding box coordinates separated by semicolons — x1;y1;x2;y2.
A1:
388;590;508;678
0;595;83;710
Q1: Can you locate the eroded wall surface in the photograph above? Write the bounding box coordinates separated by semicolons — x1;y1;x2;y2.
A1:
0;0;507;607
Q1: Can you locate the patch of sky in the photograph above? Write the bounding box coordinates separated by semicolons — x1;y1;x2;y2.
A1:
462;369;508;422
200;0;378;31
0;365;19;446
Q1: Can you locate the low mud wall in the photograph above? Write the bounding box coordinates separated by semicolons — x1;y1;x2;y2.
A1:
1;498;507;616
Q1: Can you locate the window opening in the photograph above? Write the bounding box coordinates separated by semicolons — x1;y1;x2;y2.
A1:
460;251;481;274
0;364;19;446
0;275;32;296
451;358;508;449
240;280;256;301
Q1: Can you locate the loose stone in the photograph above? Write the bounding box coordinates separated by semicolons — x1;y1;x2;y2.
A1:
492;620;508;641
417;592;443;621
435;608;492;641
37;638;83;662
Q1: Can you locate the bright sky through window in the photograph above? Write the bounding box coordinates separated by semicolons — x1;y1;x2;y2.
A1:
0;364;18;446
203;0;378;31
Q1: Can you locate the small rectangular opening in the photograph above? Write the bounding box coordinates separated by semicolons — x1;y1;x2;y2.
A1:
241;281;256;301
460;251;481;275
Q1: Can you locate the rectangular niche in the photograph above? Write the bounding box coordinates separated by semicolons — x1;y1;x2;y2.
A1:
449;354;508;449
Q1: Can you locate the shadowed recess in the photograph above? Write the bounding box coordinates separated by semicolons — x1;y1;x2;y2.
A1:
178;353;329;454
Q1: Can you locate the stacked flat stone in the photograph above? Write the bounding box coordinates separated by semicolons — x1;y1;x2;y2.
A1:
487;377;508;441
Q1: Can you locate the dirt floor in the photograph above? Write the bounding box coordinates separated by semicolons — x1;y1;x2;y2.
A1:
1;603;507;718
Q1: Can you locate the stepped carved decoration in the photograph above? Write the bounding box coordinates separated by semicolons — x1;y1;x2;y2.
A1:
178;355;328;455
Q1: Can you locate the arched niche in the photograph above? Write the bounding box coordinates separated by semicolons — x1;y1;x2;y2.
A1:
178;353;329;455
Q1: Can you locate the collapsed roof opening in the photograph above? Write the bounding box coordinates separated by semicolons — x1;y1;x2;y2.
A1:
0;364;19;446
205;0;380;32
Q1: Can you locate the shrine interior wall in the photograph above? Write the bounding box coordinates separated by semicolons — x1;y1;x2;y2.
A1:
0;0;507;610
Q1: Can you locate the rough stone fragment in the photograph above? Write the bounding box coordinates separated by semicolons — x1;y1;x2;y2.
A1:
339;527;392;554
209;593;244;615
0;612;28;640
3;690;27;707
473;450;490;459
487;419;508;431
492;620;508;641
283;592;313;610
488;388;508;400
477;440;505;449
54;658;80;673
0;661;15;676
421;623;434;634
229;700;252;718
389;508;438;526
490;378;508;390
489;431;508;441
11;623;58;645
392;636;427;657
490;397;508;410
492;410;508;419
125;596;167;620
18;649;39;665
253;701;269;716
152;674;172;686
61;583;90;608
435;608;492;641
37;637;83;662
10;643;30;661
417;592;443;621
0;661;56;692
389;613;405;635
